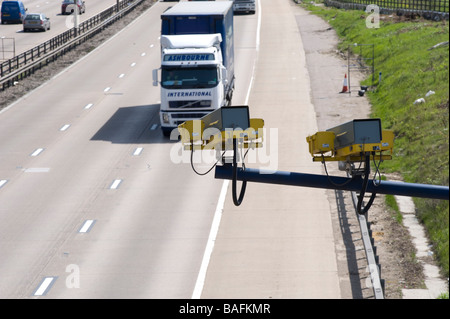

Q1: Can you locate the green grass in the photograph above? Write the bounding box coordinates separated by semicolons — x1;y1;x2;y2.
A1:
303;1;449;277
385;193;403;223
438;291;449;299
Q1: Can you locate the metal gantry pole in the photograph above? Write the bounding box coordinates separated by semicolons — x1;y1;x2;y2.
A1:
215;166;449;200
214;163;448;299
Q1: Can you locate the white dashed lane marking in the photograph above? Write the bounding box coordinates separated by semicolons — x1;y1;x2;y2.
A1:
60;124;70;131
79;220;96;233
110;179;122;189
133;147;143;156
31;148;44;157
33;277;57;296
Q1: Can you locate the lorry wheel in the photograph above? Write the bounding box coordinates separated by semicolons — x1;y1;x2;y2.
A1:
162;129;171;137
227;92;233;105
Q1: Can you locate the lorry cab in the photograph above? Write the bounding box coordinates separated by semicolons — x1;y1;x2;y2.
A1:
154;34;229;136
1;1;27;24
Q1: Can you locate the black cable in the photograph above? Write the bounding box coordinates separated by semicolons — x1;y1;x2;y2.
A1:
321;154;362;187
372;155;383;186
356;153;377;215
232;138;247;206
190;145;225;176
361;192;377;215
357;152;383;214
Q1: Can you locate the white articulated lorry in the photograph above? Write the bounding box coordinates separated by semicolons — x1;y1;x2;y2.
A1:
153;1;235;137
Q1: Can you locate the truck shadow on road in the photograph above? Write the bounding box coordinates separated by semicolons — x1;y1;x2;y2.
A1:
90;104;177;144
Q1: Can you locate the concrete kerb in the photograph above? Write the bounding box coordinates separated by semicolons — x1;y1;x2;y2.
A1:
395;195;449;299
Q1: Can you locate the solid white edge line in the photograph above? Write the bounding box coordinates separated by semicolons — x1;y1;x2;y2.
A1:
256;0;262;52
0;180;8;188
34;277;56;296
191;180;229;299
191;1;262;299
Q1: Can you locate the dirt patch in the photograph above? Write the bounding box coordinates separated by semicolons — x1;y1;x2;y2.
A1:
368;190;426;296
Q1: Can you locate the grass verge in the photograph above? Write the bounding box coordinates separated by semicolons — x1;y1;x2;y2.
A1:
302;1;449;278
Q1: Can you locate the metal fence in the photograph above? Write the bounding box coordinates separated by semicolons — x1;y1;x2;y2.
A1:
330;0;449;12
0;0;152;90
324;0;450;19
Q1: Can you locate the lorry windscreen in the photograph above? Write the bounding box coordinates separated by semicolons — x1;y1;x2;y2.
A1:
161;67;218;89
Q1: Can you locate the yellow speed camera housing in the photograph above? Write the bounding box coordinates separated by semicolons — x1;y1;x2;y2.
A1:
178;106;264;150
306;119;394;162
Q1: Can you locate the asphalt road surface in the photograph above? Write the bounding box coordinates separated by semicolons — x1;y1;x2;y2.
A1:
0;0;342;299
0;0;119;58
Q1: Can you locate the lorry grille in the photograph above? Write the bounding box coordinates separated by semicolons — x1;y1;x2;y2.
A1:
171;113;209;119
169;100;212;108
169;100;211;109
173;112;210;126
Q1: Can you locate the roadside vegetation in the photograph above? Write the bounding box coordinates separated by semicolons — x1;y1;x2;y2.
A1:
301;1;449;278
